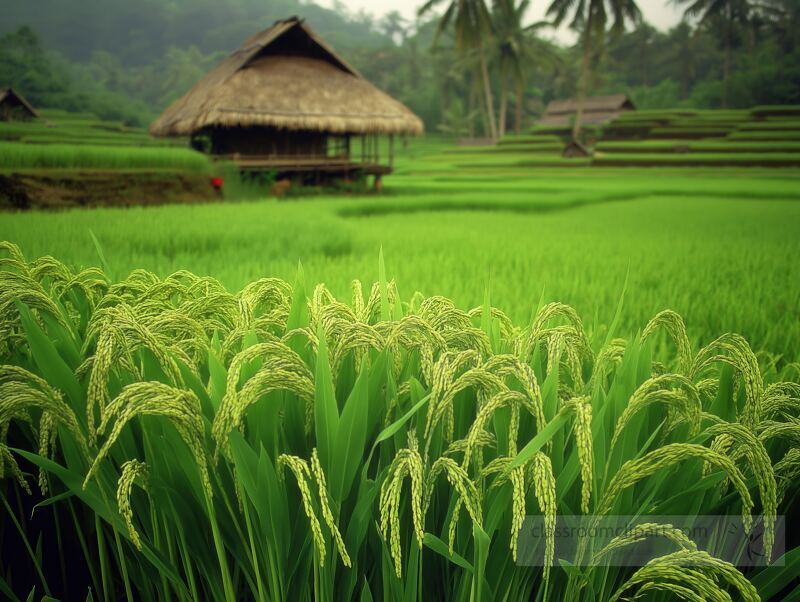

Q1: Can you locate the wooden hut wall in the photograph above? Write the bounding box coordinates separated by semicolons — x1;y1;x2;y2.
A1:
208;127;330;156
0;96;34;121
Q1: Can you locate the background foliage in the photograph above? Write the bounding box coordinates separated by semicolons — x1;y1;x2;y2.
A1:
1;0;798;130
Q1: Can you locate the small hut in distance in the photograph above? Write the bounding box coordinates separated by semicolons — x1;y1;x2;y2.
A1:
0;88;38;121
150;17;423;184
539;94;635;128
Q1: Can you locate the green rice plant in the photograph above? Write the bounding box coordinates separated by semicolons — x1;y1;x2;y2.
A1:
649;128;732;138
444;143;564;154
736;121;800;131
1;241;798;601
3;165;800;358
37;109;103;120
496;134;563;145
0;141;211;172
750;105;800;118
592;152;800;167
728;130;800;141
596;140;800;153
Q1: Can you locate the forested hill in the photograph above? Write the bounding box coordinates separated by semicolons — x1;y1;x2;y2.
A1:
2;0;798;133
0;0;391;65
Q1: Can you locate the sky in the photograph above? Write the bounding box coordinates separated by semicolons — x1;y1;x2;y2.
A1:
315;0;684;43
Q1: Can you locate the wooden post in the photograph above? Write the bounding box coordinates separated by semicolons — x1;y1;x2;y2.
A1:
389;134;394;168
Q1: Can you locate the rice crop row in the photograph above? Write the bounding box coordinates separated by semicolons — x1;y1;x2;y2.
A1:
592;153;800;167
0;142;211;172
37;109;108;120
596;141;800;153
0;123;168;149
14;136;176;147
1;241;798;601
751;106;800;118
596;106;800;147
728;131;800;141
444;144;564;155
649;128;732;139
496;135;563;145
3;171;799;358
737;122;800;131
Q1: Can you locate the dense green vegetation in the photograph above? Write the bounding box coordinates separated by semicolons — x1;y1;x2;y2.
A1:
1;0;799;130
0;109;207;172
3;140;799;361
1;239;799;601
2;114;800;601
2;2;800;596
0;109;175;147
0;143;209;172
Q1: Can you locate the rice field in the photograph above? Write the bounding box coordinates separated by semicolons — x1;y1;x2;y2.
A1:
1;120;800;600
0;109;203;172
1;235;799;600
0;141;211;172
0;109;176;147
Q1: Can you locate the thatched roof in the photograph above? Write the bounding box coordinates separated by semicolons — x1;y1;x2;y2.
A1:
0;87;38;119
562;141;590;158
540;94;634;127
150;18;423;137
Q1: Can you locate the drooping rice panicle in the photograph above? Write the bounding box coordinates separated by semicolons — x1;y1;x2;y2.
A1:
84;382;211;498
116;459;149;550
2;243;798;602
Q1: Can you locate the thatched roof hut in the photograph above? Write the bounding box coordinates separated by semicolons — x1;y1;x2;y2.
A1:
539;94;634;128
562;141;590;158
0;88;38;121
150;17;423;140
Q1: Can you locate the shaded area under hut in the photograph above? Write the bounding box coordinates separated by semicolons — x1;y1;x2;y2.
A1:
150;17;423;187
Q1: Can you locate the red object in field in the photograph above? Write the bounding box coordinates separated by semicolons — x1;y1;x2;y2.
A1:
210;177;224;190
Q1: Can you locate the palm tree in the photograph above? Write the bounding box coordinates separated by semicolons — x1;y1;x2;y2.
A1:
761;0;800;51
419;0;499;139
674;0;751;108
493;0;529;137
546;0;641;141
380;10;409;45
671;21;697;98
493;0;559;136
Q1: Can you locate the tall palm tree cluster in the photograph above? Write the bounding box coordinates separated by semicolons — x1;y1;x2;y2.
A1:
419;0;642;141
418;0;771;141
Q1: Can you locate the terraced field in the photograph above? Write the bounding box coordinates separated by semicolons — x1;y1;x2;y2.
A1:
0;109;207;171
3;136;799;362
1;110;799;602
513;105;800;167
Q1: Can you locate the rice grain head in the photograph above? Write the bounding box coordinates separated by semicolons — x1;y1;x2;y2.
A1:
310;449;351;567
277;454;328;566
611;550;759;602
84;382;211;499
379;441;425;577
117;459;149;550
598;444;753;532
641;310;693;374
565;396;593;513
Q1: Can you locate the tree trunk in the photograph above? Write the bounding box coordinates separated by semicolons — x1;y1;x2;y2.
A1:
515;79;523;135
572;19;593;142
722;5;731;109
722;37;731;109
478;41;498;140
475;75;490;138
499;72;508;138
468;83;476;138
